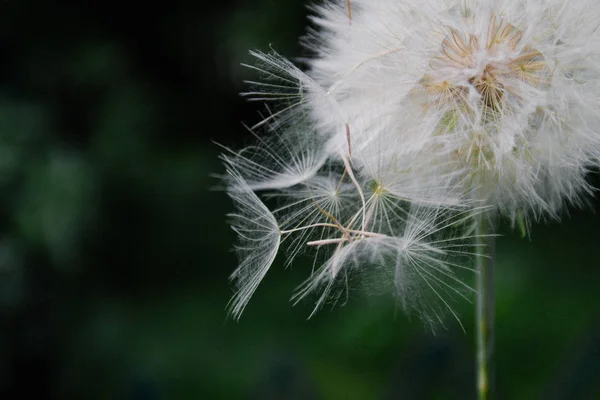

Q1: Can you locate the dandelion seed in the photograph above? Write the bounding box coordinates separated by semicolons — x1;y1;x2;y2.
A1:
225;168;281;319
220;120;329;191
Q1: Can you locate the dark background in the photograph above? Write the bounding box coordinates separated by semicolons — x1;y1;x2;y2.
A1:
0;0;598;398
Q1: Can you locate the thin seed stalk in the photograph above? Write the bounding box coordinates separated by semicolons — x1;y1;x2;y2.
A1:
475;215;495;400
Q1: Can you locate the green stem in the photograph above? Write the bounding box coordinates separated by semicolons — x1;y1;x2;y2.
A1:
475;215;495;400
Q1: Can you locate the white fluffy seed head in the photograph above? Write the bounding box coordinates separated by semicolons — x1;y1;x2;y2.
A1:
222;0;600;327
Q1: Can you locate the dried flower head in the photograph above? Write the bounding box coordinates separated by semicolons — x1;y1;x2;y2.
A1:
222;0;600;325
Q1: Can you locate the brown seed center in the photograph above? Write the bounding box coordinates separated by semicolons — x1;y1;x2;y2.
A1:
468;65;504;111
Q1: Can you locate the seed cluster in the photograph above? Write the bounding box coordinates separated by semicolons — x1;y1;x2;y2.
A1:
422;15;548;113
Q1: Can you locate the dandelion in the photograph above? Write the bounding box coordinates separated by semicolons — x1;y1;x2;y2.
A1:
222;0;600;398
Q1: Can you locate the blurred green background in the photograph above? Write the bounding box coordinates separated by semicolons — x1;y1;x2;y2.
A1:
0;0;598;399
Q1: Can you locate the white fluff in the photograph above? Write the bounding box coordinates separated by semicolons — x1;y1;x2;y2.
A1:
225;167;281;319
222;0;600;326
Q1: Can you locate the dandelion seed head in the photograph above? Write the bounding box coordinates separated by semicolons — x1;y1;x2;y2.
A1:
222;0;600;326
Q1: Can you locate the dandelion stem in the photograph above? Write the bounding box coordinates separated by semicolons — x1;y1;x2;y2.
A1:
475;215;495;400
